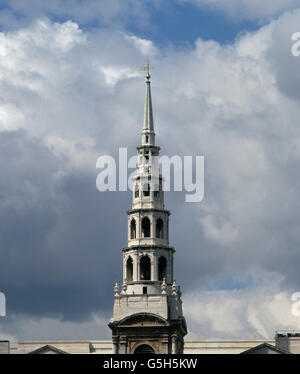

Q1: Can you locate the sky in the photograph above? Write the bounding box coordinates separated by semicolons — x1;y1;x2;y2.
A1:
1;0;300;344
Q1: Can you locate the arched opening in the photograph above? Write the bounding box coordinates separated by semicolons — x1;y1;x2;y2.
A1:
134;344;155;354
143;183;150;197
140;256;151;280
156;218;164;238
141;217;151;238
126;257;133;282
158;256;167;281
153;181;159;199
130;219;136;239
134;184;139;198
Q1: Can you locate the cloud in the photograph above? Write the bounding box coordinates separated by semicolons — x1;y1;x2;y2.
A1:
124;34;158;57
181;0;300;22
184;283;300;339
0;0;156;30
0;312;110;346
1;9;300;342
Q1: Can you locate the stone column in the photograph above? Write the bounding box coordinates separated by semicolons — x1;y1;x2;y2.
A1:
172;335;177;354
119;336;127;354
137;214;140;239
153;252;157;281
112;337;118;354
133;252;138;281
162;335;169;354
137;253;140;281
150;258;154;281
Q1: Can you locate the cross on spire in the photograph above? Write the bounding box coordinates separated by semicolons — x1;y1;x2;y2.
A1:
141;60;153;81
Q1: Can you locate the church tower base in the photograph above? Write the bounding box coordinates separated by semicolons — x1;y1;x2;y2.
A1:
109;313;187;354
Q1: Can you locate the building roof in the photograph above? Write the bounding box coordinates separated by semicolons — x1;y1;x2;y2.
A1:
28;344;69;354
241;342;290;354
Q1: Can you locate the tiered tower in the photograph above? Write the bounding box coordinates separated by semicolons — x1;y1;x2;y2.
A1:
109;68;187;354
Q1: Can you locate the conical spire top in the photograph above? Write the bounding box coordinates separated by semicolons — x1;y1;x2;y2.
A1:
141;62;155;145
143;77;154;133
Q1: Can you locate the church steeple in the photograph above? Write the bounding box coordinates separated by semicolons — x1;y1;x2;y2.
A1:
109;70;187;355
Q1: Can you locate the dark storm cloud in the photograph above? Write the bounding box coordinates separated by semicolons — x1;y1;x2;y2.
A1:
0;129;130;321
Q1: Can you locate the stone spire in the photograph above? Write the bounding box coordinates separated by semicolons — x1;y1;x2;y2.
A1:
141;65;155;146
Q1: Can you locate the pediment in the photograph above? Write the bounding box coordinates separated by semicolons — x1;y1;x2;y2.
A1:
118;313;168;326
28;345;69;354
241;342;289;354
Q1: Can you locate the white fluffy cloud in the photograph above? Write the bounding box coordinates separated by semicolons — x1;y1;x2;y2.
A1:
184;285;300;339
0;18;157;171
182;0;300;21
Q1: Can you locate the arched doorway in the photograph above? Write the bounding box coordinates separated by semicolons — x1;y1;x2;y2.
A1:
134;184;139;198
143;183;150;197
134;344;155;354
140;256;151;280
158;256;167;281
141;217;151;237
130;219;136;239
126;257;133;282
156;218;163;238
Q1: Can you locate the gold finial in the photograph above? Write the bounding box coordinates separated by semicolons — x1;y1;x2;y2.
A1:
141;60;153;80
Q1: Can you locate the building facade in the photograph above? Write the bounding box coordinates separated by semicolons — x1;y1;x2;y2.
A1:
6;339;275;354
108;70;187;354
8;333;300;354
